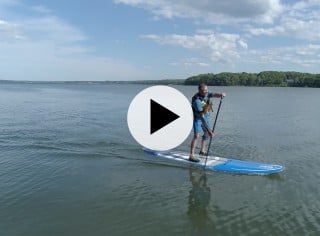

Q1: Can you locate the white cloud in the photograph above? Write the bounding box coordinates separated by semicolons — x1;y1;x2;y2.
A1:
170;57;210;67
247;0;320;41
141;32;247;64
0;2;151;81
115;0;283;24
142;31;317;73
2;0;320;80
0;19;24;40
127;1;320;72
243;44;320;69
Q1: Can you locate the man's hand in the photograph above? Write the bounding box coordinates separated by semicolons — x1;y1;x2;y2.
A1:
208;130;214;137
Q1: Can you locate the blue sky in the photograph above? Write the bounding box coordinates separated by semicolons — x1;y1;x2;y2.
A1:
0;0;319;81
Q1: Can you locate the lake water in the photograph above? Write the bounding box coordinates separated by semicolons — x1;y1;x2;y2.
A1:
0;83;319;236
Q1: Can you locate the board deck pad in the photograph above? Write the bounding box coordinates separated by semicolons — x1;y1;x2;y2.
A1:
143;148;284;175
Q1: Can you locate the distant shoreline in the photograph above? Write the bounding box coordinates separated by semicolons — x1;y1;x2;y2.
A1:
0;79;186;85
1;71;320;87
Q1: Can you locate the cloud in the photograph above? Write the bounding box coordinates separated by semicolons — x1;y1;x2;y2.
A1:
243;44;320;69
141;32;247;64
142;30;320;72
0;2;151;81
169;57;210;67
124;1;320;72
2;0;319;80
0;19;23;40
115;0;283;24
246;0;320;41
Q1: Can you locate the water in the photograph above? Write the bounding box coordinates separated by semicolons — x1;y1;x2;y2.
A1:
0;83;319;236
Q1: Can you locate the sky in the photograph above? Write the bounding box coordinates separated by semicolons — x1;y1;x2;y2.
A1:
0;0;319;81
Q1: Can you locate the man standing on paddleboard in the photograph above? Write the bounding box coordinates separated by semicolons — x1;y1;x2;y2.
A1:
189;83;226;162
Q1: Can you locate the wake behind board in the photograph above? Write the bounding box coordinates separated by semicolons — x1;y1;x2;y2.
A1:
143;148;284;175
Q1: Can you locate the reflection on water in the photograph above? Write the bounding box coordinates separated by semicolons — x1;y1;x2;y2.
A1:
187;168;211;232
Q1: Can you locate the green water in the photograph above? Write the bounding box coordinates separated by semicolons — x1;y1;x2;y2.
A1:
0;83;319;235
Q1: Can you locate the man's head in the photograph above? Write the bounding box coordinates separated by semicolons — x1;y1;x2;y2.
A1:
198;83;208;97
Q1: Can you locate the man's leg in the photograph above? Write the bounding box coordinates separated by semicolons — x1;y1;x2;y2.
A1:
200;132;209;153
190;133;200;156
190;120;201;162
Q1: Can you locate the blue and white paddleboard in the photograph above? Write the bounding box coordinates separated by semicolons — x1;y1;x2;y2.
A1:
143;148;284;175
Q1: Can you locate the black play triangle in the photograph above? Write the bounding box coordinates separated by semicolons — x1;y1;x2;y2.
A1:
150;99;180;134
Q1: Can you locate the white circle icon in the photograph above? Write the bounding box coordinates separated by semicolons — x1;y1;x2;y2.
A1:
127;86;193;151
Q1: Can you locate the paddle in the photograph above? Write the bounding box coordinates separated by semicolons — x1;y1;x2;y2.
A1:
204;96;224;168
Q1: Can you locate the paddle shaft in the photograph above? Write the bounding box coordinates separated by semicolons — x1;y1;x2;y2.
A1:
204;96;223;168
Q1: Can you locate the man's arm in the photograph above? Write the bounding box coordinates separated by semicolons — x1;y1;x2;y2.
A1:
194;99;204;113
209;93;226;98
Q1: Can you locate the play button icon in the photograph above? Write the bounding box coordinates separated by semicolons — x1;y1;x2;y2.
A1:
150;99;179;134
127;86;193;151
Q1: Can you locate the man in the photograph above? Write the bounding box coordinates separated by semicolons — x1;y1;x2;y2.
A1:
189;83;226;162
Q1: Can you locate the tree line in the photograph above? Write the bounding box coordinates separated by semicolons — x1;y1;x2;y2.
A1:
184;71;320;87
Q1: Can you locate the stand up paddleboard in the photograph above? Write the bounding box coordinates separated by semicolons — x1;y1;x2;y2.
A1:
143;148;284;175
